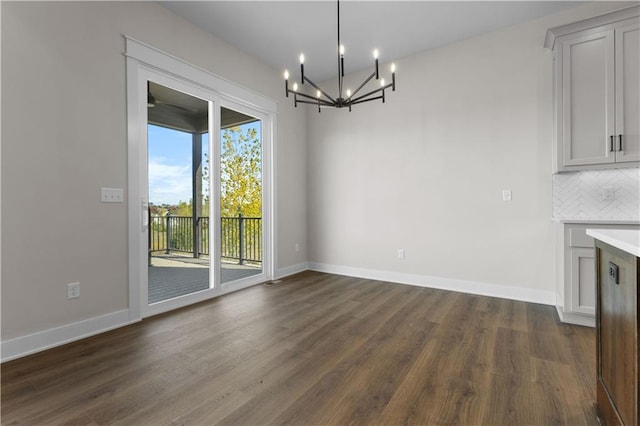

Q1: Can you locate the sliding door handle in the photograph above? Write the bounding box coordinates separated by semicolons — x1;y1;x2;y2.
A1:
142;199;149;231
618;134;623;152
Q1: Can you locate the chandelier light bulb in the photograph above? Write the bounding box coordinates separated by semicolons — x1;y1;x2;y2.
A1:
284;70;289;80
380;78;385;87
339;44;345;55
299;53;305;64
346;89;352;97
316;90;322;98
391;63;396;91
373;49;379;59
293;82;298;92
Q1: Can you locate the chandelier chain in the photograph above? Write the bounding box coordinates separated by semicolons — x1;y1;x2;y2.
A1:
337;0;342;98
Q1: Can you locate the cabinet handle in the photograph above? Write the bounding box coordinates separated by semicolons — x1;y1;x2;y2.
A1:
610;135;615;152
619;134;623;152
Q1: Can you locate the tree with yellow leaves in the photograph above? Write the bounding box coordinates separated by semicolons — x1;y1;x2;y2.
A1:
220;124;262;218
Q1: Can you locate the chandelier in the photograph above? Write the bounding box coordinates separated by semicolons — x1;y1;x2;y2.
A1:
283;0;396;112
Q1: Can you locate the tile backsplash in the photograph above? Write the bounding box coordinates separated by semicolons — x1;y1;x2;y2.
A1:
553;168;640;220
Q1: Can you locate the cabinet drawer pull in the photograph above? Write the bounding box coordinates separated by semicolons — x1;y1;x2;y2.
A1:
618;134;623;152
610;135;615;152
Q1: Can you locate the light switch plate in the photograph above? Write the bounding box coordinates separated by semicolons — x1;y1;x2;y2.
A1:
502;189;512;202
101;188;124;203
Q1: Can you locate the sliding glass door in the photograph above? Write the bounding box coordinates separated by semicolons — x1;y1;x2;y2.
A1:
138;79;270;317
126;39;274;319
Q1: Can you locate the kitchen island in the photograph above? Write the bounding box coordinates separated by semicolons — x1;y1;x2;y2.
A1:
587;229;640;426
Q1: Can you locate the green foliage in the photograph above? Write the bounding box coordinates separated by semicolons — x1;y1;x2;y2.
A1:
170;222;193;252
175;200;192;216
149;201;192;217
220;125;262;217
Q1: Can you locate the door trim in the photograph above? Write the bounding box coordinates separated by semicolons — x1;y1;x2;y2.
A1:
125;37;276;321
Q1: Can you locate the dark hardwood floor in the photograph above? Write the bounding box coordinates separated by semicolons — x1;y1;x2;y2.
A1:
1;271;597;425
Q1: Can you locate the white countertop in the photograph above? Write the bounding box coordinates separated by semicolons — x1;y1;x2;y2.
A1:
586;229;640;257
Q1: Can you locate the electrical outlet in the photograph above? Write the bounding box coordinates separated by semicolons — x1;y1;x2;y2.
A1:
398;249;405;260
502;189;512;202
602;186;616;201
67;282;80;299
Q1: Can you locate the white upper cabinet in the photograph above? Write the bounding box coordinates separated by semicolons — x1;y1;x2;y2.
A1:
615;21;640;163
560;30;615;167
546;7;639;172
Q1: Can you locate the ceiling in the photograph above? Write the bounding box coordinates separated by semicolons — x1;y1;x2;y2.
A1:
159;1;585;82
148;81;258;133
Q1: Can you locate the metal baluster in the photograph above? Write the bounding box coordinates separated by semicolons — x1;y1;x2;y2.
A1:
238;214;244;265
166;213;171;254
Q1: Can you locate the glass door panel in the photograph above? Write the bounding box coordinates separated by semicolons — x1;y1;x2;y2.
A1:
147;81;211;304
219;107;263;285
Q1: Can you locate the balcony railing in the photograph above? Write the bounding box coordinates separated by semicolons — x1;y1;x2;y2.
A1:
149;214;262;264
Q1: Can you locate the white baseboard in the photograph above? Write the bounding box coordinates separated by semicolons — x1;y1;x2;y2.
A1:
275;262;309;280
1;261;308;363
0;264;558;363
555;305;595;327
1;309;136;363
308;262;556;306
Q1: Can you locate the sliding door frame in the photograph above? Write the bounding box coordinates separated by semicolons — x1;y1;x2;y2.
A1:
125;37;276;320
218;100;273;294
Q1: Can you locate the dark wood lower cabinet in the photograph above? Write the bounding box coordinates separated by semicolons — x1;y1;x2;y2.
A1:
595;241;639;426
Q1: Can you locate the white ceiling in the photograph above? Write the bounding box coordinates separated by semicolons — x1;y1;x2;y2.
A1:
160;1;584;82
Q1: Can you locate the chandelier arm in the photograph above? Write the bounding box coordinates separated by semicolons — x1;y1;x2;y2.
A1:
348;71;377;100
295;92;328;104
289;91;317;101
348;95;385;106
349;82;392;104
302;76;337;103
348;92;382;104
295;99;334;107
290;92;335;106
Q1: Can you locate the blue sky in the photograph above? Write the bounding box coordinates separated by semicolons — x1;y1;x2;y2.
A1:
148;124;209;205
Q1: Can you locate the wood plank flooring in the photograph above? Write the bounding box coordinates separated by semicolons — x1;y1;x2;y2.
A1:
1;271;597;425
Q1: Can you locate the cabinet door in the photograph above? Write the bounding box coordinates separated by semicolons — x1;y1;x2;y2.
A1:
569;247;596;315
597;245;638;426
615;20;640;163
561;30;615;167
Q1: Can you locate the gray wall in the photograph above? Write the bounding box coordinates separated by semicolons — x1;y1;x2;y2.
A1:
306;2;630;300
1;1;307;341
